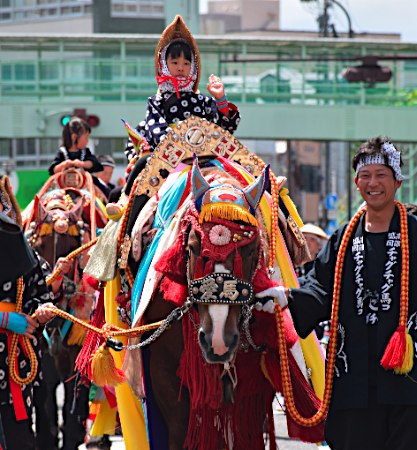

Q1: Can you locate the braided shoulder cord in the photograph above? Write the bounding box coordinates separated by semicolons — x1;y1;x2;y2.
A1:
275;201;409;426
9;277;38;385
275;205;366;426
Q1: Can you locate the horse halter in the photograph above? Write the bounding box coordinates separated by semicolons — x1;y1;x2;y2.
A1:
186;211;258;306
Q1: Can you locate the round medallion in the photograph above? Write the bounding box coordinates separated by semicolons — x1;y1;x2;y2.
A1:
185;126;206;147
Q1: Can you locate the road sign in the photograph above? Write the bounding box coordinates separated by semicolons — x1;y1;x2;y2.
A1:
326;193;338;210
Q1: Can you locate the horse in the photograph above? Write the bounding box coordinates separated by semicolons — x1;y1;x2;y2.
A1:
23;168;107;450
122;156;324;450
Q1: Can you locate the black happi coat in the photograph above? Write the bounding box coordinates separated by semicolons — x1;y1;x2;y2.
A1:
0;254;52;413
289;208;417;411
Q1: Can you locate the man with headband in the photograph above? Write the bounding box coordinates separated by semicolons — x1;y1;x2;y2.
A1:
277;136;417;449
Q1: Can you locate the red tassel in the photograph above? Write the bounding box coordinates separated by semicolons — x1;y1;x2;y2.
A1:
159;276;188;306
233;249;243;278
83;273;100;290
154;236;187;283
381;326;406;370
75;290;105;376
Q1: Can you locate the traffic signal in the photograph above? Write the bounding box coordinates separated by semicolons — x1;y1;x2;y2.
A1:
59;109;100;127
60;114;72;127
342;56;392;85
86;114;100;128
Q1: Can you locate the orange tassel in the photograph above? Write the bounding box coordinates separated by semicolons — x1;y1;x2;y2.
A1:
380;326;407;371
90;343;125;387
67;322;87;346
396;330;414;374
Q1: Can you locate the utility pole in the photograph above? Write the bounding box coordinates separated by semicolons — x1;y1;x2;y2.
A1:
301;0;354;38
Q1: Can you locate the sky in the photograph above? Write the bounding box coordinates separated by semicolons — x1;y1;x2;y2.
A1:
200;0;417;43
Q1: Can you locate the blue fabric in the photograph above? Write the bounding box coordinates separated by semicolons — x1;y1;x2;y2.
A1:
42;308;74;348
1;312;28;334
131;172;188;318
142;345;169;450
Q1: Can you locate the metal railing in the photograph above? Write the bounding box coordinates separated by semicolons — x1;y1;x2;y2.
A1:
1;33;416;106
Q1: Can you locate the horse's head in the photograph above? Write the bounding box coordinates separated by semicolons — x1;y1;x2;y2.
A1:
27;189;85;267
186;159;269;364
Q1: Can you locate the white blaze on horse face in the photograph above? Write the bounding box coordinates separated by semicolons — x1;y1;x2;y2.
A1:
208;263;230;356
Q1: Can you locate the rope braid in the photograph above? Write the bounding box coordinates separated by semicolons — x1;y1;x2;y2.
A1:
117;176;141;287
250;155;278;270
43;305;164;339
46;237;98;285
9;277;38;385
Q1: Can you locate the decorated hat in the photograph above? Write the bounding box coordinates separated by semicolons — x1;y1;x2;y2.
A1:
0;175;21;226
191;156;269;226
300;223;328;240
155;15;201;92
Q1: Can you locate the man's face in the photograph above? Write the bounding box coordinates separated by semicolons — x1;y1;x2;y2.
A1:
97;166;114;184
355;164;401;211
304;234;321;258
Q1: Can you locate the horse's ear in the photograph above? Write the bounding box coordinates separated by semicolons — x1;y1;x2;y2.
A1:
243;165;270;211
70;197;85;222
191;155;210;202
36;195;49;223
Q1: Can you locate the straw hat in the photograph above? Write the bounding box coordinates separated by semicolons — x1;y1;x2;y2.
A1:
300;223;328;240
154;15;201;92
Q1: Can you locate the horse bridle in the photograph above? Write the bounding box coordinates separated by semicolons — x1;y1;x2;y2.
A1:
188;272;254;306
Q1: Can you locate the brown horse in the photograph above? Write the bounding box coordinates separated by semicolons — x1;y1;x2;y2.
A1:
23;170;107;450
124;159;323;450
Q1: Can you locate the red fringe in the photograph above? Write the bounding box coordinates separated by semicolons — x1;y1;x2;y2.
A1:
75;289;105;377
159;276;188;307
234;249;243;278
83;273;100;291
178;310;296;450
263;350;325;443
177;310;325;449
154;236;187;284
380;326;406;370
251;258;280;294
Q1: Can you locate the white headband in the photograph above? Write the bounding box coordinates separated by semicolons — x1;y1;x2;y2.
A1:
355;142;404;181
101;161;115;168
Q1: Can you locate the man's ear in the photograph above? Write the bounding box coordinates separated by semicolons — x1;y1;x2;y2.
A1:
354;175;359;189
395;180;402;189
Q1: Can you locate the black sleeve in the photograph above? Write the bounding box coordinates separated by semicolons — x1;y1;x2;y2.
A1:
288;226;346;338
48;150;65;175
22;253;53;315
83;149;104;173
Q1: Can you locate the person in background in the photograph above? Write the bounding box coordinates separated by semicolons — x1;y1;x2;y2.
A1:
48;116;103;175
0;175;56;450
296;223;330;346
93;155;116;202
296;223;329;277
279;136;417;450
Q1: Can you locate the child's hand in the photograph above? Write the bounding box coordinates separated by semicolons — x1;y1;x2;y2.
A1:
207;74;225;99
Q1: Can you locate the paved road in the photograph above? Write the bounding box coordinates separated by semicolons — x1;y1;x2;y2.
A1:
78;399;325;450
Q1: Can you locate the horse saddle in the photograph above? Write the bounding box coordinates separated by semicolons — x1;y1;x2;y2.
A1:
0;212;37;283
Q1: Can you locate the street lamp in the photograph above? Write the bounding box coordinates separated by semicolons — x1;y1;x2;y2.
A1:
300;0;354;38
